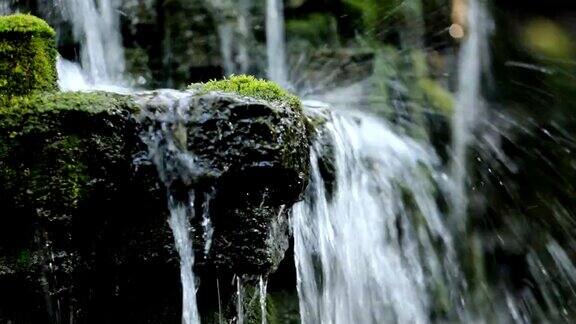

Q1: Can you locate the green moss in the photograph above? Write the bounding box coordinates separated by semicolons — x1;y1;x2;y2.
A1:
418;78;454;115
190;75;302;112
0;14;57;95
0;91;137;131
0;13;55;37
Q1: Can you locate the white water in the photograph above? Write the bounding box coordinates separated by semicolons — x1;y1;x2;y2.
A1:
450;0;491;229
56;0;127;90
293;107;458;324
265;0;289;88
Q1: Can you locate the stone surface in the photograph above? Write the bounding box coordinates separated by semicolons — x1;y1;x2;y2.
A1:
0;87;310;322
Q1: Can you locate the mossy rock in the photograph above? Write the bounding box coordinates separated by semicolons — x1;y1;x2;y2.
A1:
0;14;57;96
0;86;311;322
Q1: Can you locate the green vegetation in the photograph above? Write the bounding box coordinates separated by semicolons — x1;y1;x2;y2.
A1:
190;75;302;111
0;92;137;133
0;14;58;95
0;13;55;37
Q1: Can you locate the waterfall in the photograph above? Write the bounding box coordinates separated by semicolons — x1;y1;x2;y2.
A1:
450;0;491;228
293;107;458;323
265;0;288;88
56;0;127;90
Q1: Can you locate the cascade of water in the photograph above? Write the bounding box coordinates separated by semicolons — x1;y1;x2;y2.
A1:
56;0;126;89
450;0;491;228
265;0;288;88
293;107;458;323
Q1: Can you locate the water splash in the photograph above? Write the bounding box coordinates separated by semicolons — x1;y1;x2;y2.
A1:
56;57;91;92
57;0;127;89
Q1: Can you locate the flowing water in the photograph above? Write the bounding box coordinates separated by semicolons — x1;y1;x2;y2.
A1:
293;108;457;324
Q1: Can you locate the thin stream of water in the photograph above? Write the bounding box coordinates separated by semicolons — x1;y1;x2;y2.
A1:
259;276;268;324
265;0;288;88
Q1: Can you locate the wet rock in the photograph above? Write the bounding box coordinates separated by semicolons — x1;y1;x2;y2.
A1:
136;85;310;275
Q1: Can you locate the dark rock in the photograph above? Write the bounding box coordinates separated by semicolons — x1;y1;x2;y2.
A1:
0;87;311;322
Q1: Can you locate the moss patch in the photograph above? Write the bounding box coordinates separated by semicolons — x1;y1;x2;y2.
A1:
190;75;302;111
0;92;137;133
0;14;57;95
0;14;55;37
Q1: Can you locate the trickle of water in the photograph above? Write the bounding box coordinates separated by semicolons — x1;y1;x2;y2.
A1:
236;276;244;324
201;190;214;257
293;108;457;324
168;194;201;324
259;276;268;324
265;0;288;88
